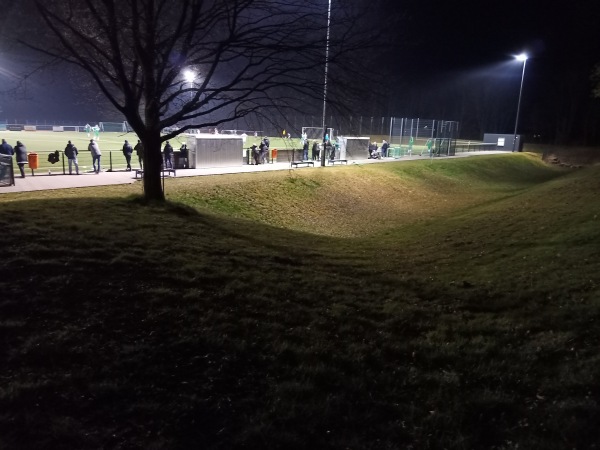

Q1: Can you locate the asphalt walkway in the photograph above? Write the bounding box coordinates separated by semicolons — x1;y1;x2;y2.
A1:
0;151;506;194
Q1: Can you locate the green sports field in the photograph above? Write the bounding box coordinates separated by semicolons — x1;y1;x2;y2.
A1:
1;130;303;173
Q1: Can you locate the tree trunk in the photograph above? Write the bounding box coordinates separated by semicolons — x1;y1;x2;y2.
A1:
141;130;165;202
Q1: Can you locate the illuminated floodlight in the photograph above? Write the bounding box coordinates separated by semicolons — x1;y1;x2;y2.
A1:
512;53;528;151
515;53;528;62
183;69;196;83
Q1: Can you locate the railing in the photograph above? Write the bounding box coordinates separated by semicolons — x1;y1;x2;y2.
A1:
454;141;498;152
18;150;192;175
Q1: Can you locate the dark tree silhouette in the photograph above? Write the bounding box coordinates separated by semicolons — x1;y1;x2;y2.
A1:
22;0;377;201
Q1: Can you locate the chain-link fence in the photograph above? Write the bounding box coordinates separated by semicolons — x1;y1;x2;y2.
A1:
388;118;460;157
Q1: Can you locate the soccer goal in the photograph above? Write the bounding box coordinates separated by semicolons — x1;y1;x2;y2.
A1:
301;126;334;141
99;121;129;133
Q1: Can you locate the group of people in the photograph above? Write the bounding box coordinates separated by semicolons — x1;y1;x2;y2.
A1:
249;137;271;164
305;140;338;162
1;135;190;179
0;139;28;178
161;141;188;169
84;124;101;140
368;139;389;159
63;138;144;174
302;140;326;161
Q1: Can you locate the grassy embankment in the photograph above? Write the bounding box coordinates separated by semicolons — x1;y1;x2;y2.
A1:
1;153;599;449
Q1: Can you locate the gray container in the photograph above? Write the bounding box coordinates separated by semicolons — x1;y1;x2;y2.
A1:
186;134;244;168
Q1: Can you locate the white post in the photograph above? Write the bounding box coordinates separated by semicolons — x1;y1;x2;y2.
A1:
321;0;332;167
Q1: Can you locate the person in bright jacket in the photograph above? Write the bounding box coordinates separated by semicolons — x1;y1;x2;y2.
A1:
14;141;27;178
88;139;102;174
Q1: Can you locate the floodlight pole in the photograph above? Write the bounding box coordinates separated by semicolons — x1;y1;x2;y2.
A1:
512;54;527;152
320;0;332;167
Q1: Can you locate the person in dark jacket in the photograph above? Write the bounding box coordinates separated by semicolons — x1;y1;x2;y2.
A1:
14;141;27;178
0;139;13;156
179;144;188;169
312;141;319;161
368;141;378;159
381;139;389;158
64;140;79;175
122;140;133;171
134;140;144;170
302;140;309;160
258;139;268;164
250;144;259;165
163;141;174;169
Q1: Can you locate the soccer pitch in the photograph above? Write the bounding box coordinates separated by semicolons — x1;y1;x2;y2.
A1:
1;130;188;173
1;130;304;173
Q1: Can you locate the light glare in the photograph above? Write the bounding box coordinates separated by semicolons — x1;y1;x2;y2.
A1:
184;69;196;83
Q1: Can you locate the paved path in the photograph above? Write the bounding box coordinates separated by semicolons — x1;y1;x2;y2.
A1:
0;151;507;194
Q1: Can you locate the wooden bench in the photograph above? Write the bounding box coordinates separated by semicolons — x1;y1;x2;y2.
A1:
328;159;348;165
291;161;314;168
135;168;176;178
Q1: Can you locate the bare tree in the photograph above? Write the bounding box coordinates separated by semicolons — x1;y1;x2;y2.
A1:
20;0;376;201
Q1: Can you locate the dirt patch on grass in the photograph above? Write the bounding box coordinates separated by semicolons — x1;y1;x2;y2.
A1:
540;145;600;167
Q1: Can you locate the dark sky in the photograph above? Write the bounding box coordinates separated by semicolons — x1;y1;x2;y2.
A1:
0;0;599;142
387;0;599;72
375;0;600;141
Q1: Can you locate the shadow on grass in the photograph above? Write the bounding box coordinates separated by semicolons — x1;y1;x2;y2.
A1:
1;159;599;449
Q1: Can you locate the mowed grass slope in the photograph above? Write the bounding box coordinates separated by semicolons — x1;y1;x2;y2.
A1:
1;154;599;449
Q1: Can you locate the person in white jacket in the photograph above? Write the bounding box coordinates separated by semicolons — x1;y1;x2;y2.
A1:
88;139;102;173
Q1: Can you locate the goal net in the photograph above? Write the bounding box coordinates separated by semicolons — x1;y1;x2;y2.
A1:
99;121;128;133
301;126;334;141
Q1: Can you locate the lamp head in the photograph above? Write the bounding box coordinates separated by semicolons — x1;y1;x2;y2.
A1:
183;69;196;83
515;53;528;62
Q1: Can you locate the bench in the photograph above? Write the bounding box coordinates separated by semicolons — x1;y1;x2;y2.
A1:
291;161;314;168
328;159;348;165
135;168;176;178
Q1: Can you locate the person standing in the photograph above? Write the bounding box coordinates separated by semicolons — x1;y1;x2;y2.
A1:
179;143;188;169
302;139;309;160
0;139;14;156
64;140;79;175
250;144;259;165
312;141;319;161
122;140;133;171
14;141;27;178
163;141;174;169
259;138;269;164
381;139;389;158
88;139;102;173
134;140;144;170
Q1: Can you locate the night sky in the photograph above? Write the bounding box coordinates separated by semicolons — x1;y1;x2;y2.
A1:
0;0;599;142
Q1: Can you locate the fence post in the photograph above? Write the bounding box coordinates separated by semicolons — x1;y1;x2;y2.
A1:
62;151;66;175
108;151;113;172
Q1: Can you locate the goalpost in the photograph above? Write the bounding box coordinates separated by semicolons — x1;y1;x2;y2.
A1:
99;121;129;133
301;126;334;141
